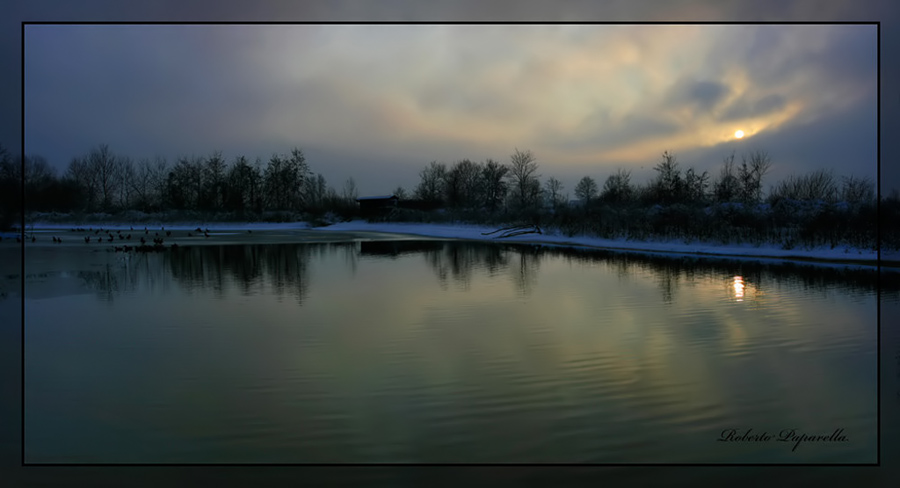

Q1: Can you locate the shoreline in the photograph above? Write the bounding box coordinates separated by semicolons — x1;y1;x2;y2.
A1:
313;221;897;269
8;219;898;269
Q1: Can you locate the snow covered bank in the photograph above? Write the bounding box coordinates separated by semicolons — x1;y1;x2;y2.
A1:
14;219;897;267
315;220;893;267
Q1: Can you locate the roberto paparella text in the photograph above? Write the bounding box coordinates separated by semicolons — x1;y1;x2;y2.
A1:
717;428;848;452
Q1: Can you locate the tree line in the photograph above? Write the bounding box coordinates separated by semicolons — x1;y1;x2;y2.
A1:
408;147;874;210
1;142;894;250
401;147;888;250
0;143;363;228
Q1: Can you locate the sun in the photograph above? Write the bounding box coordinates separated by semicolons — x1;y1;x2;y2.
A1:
734;130;745;139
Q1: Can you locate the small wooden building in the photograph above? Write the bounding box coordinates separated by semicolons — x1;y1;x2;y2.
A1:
356;194;399;216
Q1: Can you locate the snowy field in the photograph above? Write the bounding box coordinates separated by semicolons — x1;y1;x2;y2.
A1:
7;219;897;268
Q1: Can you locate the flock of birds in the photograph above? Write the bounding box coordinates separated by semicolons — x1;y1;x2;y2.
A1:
4;226;255;251
71;226;184;253
8;226;211;253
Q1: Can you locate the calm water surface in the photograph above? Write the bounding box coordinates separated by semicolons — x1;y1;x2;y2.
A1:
16;234;886;464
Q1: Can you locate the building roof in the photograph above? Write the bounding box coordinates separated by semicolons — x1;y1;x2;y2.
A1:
356;195;398;201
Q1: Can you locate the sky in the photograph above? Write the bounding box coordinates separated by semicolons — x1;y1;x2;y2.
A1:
2;2;900;485
8;1;896;198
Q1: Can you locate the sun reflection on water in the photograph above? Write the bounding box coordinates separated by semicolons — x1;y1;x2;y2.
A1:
733;275;744;302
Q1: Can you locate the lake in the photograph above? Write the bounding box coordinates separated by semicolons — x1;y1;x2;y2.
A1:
12;232;890;465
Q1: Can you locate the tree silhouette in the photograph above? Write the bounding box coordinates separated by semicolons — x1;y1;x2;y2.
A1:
507;148;540;209
574;176;598;206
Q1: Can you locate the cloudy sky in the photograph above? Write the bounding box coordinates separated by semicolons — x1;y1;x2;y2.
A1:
10;2;894;197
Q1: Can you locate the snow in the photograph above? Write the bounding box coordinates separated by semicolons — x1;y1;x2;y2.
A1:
13;218;896;267
314;220;888;267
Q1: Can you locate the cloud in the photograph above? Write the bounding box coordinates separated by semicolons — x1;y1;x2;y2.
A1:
534;107;682;163
719;93;787;122
663;92;877;187
20;22;880;195
667;80;732;114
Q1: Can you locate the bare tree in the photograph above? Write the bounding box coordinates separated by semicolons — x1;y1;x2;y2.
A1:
167;155;204;210
314;173;328;208
342;177;358;203
769;169;837;203
287;147;310;210
252;157;265;212
203;151;227;210
507;148;540;209
574;175;598;206
601;168;633;203
23;154;53;186
480;158;508;211
807;171;835;202
445;159;482;208
264;153;286;210
263;150;308;211
130;158;155;210
682;167;709;202
226;155;260;213
303;172;329;209
652;151;683;204
66;156;96;210
414;161;447;203
544;176;564;208
61;145;130;211
737;150;772;203
86;144;126;211
714;151;741;203
114;156;135;210
527;178;542;209
147;156;169;209
840;175;875;203
747;150;772;203
393;186;408;200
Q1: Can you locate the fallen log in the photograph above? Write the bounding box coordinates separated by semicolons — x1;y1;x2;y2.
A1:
494;224;543;238
481;224;532;236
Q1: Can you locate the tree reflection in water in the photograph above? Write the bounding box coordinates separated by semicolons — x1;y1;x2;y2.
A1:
29;240;900;305
75;243;356;305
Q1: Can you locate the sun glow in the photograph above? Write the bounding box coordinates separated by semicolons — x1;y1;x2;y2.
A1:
733;276;744;301
734;130;744;139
